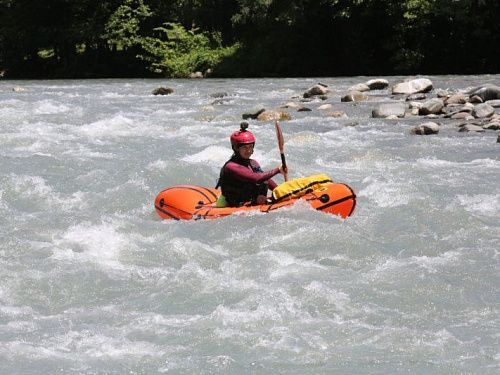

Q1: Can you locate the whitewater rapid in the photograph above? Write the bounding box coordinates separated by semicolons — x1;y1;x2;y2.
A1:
0;76;499;374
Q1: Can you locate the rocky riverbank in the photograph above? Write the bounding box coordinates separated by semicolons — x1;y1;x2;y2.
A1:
151;77;500;143
234;78;500;142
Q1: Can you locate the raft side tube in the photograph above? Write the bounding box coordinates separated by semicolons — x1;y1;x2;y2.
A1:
154;183;356;220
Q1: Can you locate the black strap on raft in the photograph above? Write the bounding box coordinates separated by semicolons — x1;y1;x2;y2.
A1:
272;178;332;202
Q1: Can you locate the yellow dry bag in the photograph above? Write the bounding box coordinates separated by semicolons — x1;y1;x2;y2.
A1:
272;174;333;202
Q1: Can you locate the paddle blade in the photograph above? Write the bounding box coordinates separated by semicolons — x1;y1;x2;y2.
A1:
275;121;288;181
275;121;285;153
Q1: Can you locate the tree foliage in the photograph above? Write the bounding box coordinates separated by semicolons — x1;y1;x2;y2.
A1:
140;22;240;77
0;0;498;78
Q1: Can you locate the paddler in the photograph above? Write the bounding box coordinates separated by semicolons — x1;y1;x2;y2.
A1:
216;122;287;207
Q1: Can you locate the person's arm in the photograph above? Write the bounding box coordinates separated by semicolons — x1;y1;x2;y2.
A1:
268;178;278;190
225;161;280;184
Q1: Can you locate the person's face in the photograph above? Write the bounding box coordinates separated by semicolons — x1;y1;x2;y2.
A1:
238;143;254;159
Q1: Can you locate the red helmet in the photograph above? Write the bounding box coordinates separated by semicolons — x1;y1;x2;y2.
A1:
230;122;255;150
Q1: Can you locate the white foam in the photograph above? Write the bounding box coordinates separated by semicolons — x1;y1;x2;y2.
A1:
9;174;86;211
133;312;204;329
0;304;34;317
0;189;5;209
304;281;352;310
170;238;228;258
358;178;414;207
75;114;164;139
0;331;163;360
61;145;115;159
211;301;282;326
257;251;326;280
366;251;460;280
147;159;170;171
456;194;500;216
12;175;53;197
181;146;232;167
33;100;70;114
52;222;131;267
417;157;500;169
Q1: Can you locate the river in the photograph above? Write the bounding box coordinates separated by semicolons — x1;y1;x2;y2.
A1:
1;76;499;374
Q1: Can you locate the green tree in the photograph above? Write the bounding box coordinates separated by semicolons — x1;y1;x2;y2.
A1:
140;22;239;77
104;0;152;50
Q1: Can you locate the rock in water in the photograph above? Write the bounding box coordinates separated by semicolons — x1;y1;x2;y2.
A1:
365;79;389;90
467;84;500;101
303;84;330;98
372;103;407;118
411;122;440;135
242;108;265;120
348;83;370;92
459;124;485;133
418;98;444;115
152;87;174;95
406;93;427;101
472;103;495;118
445;94;468;105
392;78;433;95
257;110;291;121
341;91;367;102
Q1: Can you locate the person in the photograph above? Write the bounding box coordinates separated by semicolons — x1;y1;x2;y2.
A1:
216;122;287;207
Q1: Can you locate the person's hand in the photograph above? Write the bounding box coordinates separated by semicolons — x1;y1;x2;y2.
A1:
279;165;288;175
256;195;268;205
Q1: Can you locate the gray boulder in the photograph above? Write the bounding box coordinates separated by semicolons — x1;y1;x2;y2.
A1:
242;108;265;120
406;93;427;101
341;91;368;102
152;87;174;95
485;99;500;108
317;104;333;110
348;83;370;92
392;78;433;95
365;79;389;90
304;84;330;98
472;103;495;118
297;107;312;112
442;104;462;116
282;102;300;109
469;95;484;104
190;71;203;78
411;122;440;135
470;95;484;103
483;122;500;130
257;110;291;121
467;84;500;101
459;124;485;133
445;94;468;105
459;103;475;113
450;112;474;120
436;90;450;98
419;98;444;115
327;111;347;118
372;103;407;118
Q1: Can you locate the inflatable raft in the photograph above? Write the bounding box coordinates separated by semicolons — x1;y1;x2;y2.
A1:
154;182;356;220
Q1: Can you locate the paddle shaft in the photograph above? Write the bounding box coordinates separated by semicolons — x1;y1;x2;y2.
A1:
275;121;288;181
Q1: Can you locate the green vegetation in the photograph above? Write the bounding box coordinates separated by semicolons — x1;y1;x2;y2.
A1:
140;23;240;77
0;0;498;78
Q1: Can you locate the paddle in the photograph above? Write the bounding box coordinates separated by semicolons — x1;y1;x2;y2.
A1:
275;121;288;181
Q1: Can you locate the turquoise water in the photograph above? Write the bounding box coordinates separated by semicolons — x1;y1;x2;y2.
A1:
0;76;499;374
